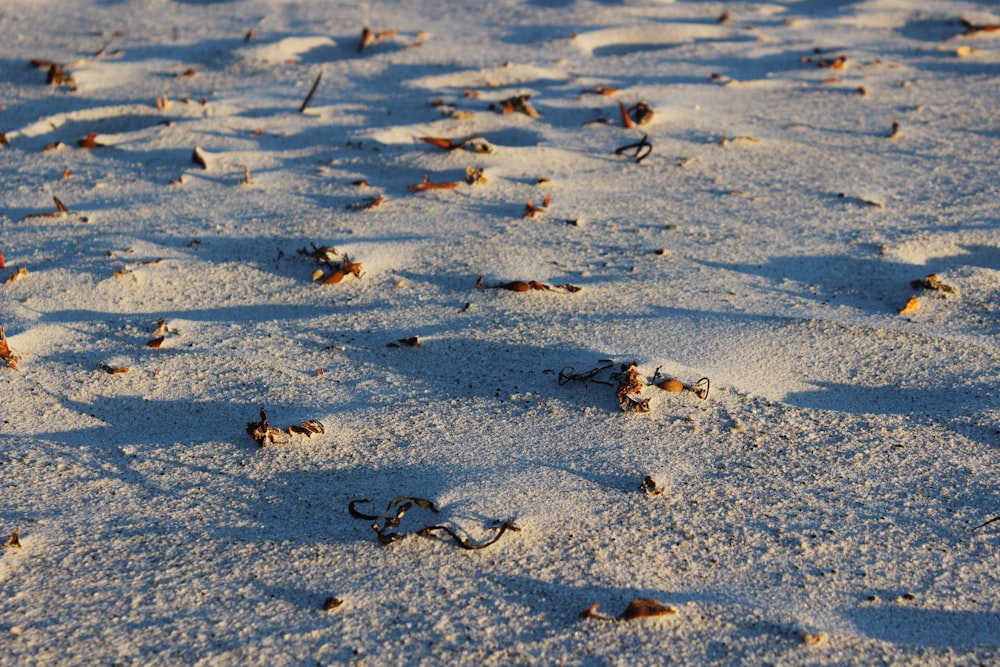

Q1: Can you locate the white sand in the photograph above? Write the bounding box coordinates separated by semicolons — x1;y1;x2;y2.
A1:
1;0;999;664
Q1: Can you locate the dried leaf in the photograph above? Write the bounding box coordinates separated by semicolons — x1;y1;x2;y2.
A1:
408;174;459;191
619;599;677;620
346;195;384;211
494;94;539;118
0;249;4;269
77;132;103;149
6;267;28;284
465;166;488;185
1;530;20;549
0;132;8;147
640;475;665;495
618;101;635;129
420;136;459;150
323;597;343;611
146;336;165;349
899;295;920;315
98;361;129;374
0;326;20;370
246;408;288;446
387;336;420;348
616;363;650;413
288;420;325;437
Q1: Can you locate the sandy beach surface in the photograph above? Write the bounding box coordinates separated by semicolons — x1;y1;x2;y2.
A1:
1;0;999;664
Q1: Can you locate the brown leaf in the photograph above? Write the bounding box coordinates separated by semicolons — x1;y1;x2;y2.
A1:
146;336;165;349
0;326;20;370
419;136;459;150
53;196;69;213
1;530;20;549
619;598;678;620
619;101;635;129
408;174;459;191
5;267;28;283
77;132;103;148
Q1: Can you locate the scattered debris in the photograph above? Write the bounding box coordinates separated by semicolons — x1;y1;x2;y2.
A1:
348;496;519;549
358;27;397;52
888;120;901;140
246;409;325;446
911;273;956;294
558;360;615;387
323;597;344;611
23;196;72;220
238;165;253;186
476;276;581;293
580;85;619;96
387;336;420;348
408;174;459;191
146;318;170;348
465;166;488;185
0;326;20;370
98;361;129;374
490;94;539;118
523;194;552;219
300;244;364;284
580;598;677;621
1;530;21;549
346;195;385;211
802;632;828;646
615;134;652;163
614;362;650;413
653;368;710;400
837;193;884;208
619;101;654;127
419;135;494;154
957;17;1000;37
640;475;665;496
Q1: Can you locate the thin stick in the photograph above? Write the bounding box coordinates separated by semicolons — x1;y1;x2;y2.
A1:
300;71;322;113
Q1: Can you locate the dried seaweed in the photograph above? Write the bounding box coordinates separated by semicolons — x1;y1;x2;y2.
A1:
476;276;581;293
247;409;325;446
614;362;650;413
615;134;652;163
348;497;519;549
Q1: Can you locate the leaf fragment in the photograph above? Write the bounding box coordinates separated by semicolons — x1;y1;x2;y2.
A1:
898;295;919;315
408;174;459;191
98;361;129;374
580;598;677;621
0;326;20;370
77;132;104;149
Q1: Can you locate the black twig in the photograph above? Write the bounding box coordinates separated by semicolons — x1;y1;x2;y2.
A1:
300;71;323;113
615;134;652;163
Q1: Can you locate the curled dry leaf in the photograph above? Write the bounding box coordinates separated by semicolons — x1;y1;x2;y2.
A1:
323;597;343;611
580;598;677;621
5;267;28;284
523;194;552;219
145;336;165;349
899;295;920;315
0;326;20;370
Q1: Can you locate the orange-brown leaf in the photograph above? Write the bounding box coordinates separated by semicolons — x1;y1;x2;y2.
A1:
419;136;458;150
77;132;103;149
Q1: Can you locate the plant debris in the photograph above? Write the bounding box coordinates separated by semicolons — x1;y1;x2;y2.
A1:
476;275;581;293
146;318;170;348
77;132;104;149
98;361;129;374
911;273;955;294
246;409;326;446
898;295;920;316
465;166;488;185
387;336;420;348
640;475;665;496
615;134;652;163
346;195;385;211
348;496;520;549
5;267;28;284
408;174;459;191
300;70;322;112
619;101;654;127
581;85;619;96
1;530;21;549
323;597;344;611
888;120;901;140
23;196;72;220
523;194;552;218
957;17;1000;37
653;368;710;400
358;27;397;52
300;244;364;284
419;135;494;154
614;362;651;413
0;326;20;370
558;360;615;387
490;94;539;118
580;598;677;621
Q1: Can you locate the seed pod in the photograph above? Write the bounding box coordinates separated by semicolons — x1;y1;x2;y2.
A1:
656;378;684;392
322;270;345;284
